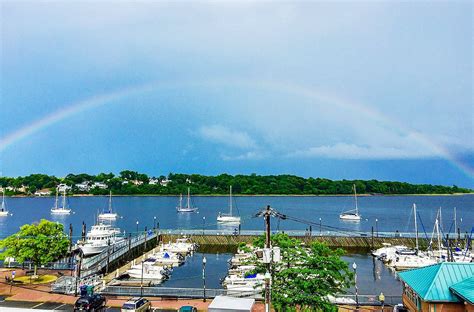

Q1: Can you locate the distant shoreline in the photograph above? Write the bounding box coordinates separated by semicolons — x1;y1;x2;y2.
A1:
7;193;474;198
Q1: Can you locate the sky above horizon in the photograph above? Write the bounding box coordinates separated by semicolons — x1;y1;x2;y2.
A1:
1;1;473;187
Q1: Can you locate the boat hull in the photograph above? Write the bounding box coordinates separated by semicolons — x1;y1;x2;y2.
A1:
339;214;361;221
51;208;71;215
0;211;9;216
217;216;241;223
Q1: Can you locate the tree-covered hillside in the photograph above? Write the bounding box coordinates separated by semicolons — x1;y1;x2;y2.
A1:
0;171;471;196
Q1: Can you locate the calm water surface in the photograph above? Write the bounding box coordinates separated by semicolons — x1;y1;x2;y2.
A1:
1;195;472;237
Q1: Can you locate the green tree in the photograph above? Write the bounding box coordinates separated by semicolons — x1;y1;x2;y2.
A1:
0;220;69;276
253;234;353;311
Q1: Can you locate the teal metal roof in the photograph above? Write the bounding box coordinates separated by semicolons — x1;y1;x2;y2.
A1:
450;277;474;305
398;263;474;302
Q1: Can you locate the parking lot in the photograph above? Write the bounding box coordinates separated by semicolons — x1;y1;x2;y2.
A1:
0;300;180;311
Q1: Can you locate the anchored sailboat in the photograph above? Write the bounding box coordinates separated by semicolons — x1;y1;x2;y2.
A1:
176;188;198;212
98;191;118;220
217;186;241;224
0;190;9;217
51;188;71;215
339;184;361;221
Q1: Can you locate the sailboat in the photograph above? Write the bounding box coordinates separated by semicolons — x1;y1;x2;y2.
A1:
176;188;198;212
0;190;9;216
98;191;118;220
51;188;71;215
339;184;361;221
217;186;241;223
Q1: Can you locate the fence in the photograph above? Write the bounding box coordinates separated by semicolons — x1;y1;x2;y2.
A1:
52;274;103;295
100;286;262;299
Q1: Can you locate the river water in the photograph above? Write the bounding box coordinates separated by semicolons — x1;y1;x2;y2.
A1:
1;195;473;296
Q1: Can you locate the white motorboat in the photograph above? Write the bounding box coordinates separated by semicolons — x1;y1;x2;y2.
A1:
217;186;241;224
0;190;10;216
126;268;167;280
176;188;198;213
339;184;361;221
79;222;125;256
51;188;71;215
98;191;118;220
148;251;184;267
161;237;197;254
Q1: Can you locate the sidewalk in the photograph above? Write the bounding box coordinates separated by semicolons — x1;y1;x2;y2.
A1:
0;268;265;311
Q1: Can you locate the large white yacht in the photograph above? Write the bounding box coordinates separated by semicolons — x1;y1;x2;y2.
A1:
79;222;124;256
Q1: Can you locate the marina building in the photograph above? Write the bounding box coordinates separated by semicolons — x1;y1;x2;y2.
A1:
398;263;474;312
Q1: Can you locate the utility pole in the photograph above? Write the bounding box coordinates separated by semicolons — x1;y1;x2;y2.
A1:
264;205;271;312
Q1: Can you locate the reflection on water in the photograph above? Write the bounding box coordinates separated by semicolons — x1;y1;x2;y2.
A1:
217;222;240;234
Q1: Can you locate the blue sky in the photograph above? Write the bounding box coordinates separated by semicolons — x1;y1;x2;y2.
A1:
1;1;473;187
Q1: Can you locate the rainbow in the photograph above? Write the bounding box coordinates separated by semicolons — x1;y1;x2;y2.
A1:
1;79;472;179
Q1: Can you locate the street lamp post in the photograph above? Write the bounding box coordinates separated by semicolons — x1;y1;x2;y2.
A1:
202;216;206;235
319;217;322;236
264;271;271;312
136;221;139;236
353;262;359;310
202;256;207;302
153;216;157;229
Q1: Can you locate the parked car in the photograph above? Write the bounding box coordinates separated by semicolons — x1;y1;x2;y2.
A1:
178;306;197;312
74;294;106;311
393;304;409;312
121;297;151;312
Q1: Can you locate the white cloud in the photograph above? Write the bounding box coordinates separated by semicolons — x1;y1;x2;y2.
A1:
287;142;443;160
198;125;257;150
222;151;266;161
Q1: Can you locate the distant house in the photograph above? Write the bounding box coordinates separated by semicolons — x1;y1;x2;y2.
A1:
160;179;171;187
186;178;192;184
149;178;160;185
398;263;474;312
34;189;51;196
92;182;108;189
132;180;143;186
76;181;91;192
57;183;71;192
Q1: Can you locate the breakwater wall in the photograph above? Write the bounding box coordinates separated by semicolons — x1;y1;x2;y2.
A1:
160;234;424;249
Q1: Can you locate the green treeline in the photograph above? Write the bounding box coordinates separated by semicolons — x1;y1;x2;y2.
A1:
0;171;471;196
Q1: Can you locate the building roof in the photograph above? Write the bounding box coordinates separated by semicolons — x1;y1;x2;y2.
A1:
450;277;474;305
208;295;254;311
398;263;474;302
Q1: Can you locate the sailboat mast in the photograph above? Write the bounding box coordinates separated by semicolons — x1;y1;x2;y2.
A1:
187;188;190;209
413;204;419;250
62;189;66;209
1;190;5;211
109;191;112;213
454;207;457;235
353;184;359;215
229;185;233;216
54;188;59;209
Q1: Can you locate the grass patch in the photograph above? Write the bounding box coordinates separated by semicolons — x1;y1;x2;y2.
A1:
14;275;58;284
